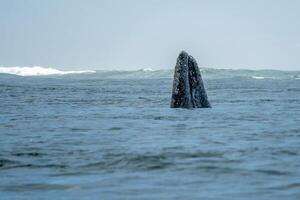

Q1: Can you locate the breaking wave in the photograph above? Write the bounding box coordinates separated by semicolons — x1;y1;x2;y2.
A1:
251;76;265;80
0;66;299;79
139;68;156;72
0;66;96;76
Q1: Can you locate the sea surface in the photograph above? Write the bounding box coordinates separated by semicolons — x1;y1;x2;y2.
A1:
0;67;300;200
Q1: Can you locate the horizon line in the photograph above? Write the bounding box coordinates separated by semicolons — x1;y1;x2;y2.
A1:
0;65;299;72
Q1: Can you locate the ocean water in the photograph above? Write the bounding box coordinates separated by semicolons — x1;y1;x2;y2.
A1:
0;67;300;200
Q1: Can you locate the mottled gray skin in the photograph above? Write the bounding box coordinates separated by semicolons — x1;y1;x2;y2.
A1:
171;51;211;108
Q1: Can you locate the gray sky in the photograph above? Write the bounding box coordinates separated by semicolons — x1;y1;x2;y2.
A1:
1;0;300;70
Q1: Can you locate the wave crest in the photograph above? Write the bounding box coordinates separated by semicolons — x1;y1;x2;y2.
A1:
0;66;299;79
0;66;96;76
251;76;265;80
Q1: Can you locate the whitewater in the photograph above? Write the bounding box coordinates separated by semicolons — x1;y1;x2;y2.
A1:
0;66;299;80
0;66;95;76
0;66;300;200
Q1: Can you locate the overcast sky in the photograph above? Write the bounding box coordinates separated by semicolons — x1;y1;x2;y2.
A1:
1;0;300;70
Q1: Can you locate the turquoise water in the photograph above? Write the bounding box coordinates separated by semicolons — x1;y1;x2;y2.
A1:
0;69;300;200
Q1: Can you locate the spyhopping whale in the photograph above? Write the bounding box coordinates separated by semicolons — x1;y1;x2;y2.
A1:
171;51;211;108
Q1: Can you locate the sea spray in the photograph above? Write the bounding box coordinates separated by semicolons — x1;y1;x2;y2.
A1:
0;66;95;76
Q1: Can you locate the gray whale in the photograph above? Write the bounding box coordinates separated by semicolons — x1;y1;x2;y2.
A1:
170;51;211;108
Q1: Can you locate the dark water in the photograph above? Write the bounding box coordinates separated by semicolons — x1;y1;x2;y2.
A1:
0;71;300;200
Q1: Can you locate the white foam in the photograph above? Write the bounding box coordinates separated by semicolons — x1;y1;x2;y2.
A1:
251;76;265;80
140;68;155;72
0;66;96;76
